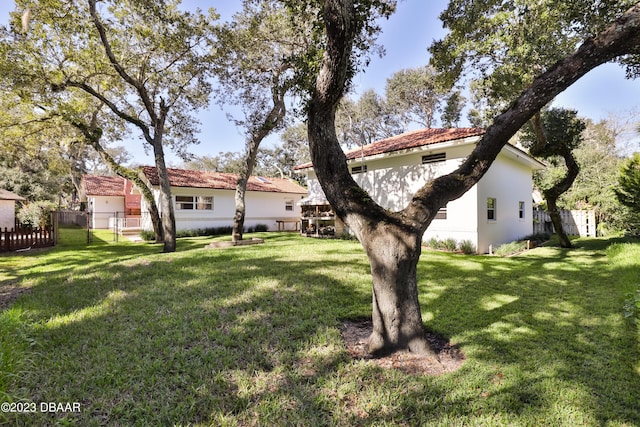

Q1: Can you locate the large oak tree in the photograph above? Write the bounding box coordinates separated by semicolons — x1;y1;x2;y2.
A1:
303;0;640;355
5;0;218;252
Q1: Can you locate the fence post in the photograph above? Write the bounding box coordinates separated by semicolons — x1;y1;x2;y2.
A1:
52;211;59;245
114;211;118;242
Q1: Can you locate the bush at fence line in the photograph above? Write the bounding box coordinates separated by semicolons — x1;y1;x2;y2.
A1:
426;237;441;249
425;237;476;254
442;238;458;252
459;240;476;254
139;230;155;241
17;201;57;228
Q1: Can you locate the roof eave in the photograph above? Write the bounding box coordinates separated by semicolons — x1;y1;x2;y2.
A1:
502;144;547;170
346;134;483;165
294;135;483;173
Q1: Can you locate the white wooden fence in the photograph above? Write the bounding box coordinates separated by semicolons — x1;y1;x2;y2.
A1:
533;208;596;237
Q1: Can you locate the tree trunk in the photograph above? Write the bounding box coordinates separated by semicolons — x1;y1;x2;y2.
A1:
362;224;434;356
529;113;577;248
232;139;260;242
232;175;249;242
232;83;286;243
546;196;572;248
544;147;579;248
150;117;176;252
306;0;640;356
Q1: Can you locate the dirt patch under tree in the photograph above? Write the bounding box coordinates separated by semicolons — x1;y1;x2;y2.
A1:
340;319;465;376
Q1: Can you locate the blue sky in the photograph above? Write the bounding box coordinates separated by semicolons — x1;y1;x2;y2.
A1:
1;1;638;165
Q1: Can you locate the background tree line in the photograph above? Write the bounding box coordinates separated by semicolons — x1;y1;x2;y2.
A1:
0;0;639;251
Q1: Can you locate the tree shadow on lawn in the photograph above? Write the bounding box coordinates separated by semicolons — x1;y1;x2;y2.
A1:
415;240;640;425
5;235;640;425
7;240;377;425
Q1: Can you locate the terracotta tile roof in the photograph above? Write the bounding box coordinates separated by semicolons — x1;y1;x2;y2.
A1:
141;166;307;194
83;175;125;196
294;127;485;170
0;188;25;201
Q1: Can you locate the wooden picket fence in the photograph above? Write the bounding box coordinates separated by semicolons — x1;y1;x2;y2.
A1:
533;208;596;237
0;217;58;252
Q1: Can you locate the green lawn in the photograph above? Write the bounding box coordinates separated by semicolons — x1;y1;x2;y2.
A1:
1;227;639;426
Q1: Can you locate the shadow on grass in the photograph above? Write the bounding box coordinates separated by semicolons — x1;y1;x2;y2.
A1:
3;232;639;425
5;232;374;425
412;240;640;425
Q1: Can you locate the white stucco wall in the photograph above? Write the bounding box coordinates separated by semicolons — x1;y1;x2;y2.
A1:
476;151;535;253
423;189;479;250
349;146;470;211
143;187;304;232
302;142;538;254
0;200;16;230
88;196;125;229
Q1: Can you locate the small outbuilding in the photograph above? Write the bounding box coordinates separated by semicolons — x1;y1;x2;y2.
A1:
0;189;26;230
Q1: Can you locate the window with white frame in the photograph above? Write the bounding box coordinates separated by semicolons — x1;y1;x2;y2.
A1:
285;200;294;211
435;206;447;220
518;201;525;220
176;195;213;210
487;197;497;221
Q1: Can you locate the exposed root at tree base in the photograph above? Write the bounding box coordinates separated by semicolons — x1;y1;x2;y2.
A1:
340;319;465;376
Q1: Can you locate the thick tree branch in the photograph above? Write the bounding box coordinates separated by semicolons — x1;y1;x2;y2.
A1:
87;0;158;124
232;69;287;242
308;0;394;238
68;113;164;242
406;2;640;229
61;80;153;144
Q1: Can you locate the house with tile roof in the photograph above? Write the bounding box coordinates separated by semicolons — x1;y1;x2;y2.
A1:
139;167;307;232
82;175;141;229
82;167;307;233
0;188;26;230
294;128;545;253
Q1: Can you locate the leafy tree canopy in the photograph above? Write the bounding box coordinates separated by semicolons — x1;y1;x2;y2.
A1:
385;66;441;128
335;89;403;147
615;152;640;212
522;108;586;158
282;0;396;101
432;0;639;116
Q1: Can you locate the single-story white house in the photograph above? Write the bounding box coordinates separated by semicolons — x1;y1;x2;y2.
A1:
82;167;307;232
83;175;130;229
0;188;26;230
294;128;545;253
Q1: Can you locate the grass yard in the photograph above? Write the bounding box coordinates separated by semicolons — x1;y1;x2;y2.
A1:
1;227;639;426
